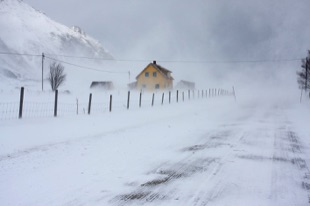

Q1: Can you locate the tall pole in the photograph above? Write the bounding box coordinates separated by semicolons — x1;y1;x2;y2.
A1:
42;53;45;91
19;87;24;119
306;58;308;92
54;90;58;117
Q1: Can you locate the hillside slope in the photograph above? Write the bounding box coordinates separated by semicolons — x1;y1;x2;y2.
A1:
0;0;113;89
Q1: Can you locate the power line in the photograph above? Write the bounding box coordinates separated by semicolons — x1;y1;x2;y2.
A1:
162;58;302;63
0;51;303;64
44;53;302;63
44;53;115;60
0;51;41;57
45;56;127;74
44;54;156;63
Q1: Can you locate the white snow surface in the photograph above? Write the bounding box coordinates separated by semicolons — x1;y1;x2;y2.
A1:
1;90;310;206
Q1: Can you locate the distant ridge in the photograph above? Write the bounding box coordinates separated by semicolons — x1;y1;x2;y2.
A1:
0;0;113;83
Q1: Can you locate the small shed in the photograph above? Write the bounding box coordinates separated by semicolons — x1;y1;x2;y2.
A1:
127;82;137;90
175;80;195;90
90;81;114;90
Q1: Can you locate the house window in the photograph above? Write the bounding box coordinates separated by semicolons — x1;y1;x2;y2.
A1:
145;72;149;77
155;84;160;89
153;72;157;77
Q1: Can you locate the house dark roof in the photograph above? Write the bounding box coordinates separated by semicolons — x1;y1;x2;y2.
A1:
153;63;174;80
90;81;114;90
136;61;174;80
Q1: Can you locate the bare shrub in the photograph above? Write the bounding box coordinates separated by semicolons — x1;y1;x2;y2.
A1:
48;62;66;91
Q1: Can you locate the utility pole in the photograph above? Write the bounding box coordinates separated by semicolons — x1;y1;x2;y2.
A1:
42;53;45;91
306;57;309;98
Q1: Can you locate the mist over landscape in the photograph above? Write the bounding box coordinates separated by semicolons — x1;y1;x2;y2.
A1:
1;1;310;205
0;0;308;95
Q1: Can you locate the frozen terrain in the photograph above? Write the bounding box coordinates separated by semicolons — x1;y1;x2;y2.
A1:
1;0;309;205
1;91;310;206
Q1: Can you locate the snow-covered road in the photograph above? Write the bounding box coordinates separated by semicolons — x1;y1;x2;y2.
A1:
1;97;310;205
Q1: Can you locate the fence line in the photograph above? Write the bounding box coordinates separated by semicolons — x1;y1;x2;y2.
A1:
0;88;234;120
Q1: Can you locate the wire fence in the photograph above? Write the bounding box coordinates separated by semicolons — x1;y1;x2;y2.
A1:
0;102;19;120
0;88;235;121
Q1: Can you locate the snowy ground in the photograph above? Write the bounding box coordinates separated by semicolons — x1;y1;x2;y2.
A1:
1;93;310;206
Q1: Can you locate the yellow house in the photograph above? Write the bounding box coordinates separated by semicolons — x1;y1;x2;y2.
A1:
135;61;173;91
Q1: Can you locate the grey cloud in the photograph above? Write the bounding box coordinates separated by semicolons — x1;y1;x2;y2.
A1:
24;0;310;60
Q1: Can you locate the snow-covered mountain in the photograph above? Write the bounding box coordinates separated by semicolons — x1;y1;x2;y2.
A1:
0;0;113;89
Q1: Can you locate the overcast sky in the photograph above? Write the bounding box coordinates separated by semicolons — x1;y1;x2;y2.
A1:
23;0;310;90
23;0;310;60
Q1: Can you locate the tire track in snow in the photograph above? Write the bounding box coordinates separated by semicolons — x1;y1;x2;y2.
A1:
110;129;237;206
287;131;310;203
111;157;222;205
271;121;310;204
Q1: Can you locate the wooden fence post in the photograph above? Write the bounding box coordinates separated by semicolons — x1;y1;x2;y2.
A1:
176;90;179;103
188;90;190;100
169;91;171;104
127;91;130;110
76;98;79;115
109;95;112;112
18;87;24;119
232;86;237;101
88;93;92;115
182;91;184;102
161;93;164;105
54;90;58;117
151;93;155;106
139;92;142;108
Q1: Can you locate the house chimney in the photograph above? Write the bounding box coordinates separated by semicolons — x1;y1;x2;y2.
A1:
153;60;156;65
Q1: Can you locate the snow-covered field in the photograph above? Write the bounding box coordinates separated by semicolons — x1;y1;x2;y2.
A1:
1;90;310;206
